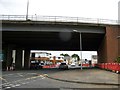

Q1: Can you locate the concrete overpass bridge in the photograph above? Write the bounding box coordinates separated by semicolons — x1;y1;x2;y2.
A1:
1;15;120;70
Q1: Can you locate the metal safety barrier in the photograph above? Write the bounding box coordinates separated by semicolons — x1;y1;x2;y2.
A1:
0;15;119;25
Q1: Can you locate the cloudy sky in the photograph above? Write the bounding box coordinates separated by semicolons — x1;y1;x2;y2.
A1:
31;50;97;60
0;0;120;20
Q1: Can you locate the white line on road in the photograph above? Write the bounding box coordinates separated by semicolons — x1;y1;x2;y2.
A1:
6;87;11;89
2;74;47;89
15;84;20;87
11;85;16;87
42;77;45;79
2;74;14;76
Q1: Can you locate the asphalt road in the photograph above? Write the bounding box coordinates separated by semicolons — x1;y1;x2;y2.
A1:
1;68;119;90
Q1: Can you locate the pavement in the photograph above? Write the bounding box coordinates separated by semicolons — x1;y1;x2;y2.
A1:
45;68;120;86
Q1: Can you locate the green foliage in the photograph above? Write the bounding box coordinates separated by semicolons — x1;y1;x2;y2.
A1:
116;56;120;63
71;54;80;61
60;53;69;57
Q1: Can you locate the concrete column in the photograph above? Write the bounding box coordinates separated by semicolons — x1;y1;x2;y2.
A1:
2;49;7;70
24;49;30;69
15;48;23;70
6;45;13;70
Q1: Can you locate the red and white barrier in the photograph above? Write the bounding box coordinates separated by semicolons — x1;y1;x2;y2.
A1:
97;63;120;73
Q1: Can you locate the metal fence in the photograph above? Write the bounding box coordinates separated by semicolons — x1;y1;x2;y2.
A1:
0;15;119;25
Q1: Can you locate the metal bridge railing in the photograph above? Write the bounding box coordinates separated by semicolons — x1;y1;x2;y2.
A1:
0;15;119;25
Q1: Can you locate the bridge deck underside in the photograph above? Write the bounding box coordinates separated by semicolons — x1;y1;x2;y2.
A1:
3;31;104;51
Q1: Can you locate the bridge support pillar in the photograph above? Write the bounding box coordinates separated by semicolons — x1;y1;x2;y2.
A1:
15;48;23;70
24;49;30;69
98;26;119;63
2;48;7;70
6;45;13;70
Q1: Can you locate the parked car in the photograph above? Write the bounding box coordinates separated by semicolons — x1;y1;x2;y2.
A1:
71;63;76;67
39;63;44;69
30;60;40;69
59;62;68;69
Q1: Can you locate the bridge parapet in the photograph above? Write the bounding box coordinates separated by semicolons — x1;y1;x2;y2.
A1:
0;15;119;25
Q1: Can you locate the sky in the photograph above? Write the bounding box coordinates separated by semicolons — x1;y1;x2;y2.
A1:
0;0;120;20
31;50;97;60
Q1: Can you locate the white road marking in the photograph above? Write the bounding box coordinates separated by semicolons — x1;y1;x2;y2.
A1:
25;82;30;84
2;74;14;76
11;85;16;87
4;84;10;86
42;77;45;79
9;84;14;86
6;87;11;89
19;74;24;77
15;84;20;87
2;73;47;89
22;83;26;85
26;73;37;75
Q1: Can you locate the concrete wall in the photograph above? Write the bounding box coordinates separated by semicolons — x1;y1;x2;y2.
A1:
98;25;119;63
3;23;105;33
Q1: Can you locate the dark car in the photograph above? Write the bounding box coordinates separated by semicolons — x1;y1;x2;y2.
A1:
59;62;68;69
30;60;39;69
39;63;44;69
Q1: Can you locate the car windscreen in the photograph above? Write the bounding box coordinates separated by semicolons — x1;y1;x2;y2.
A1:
61;63;66;65
41;63;44;65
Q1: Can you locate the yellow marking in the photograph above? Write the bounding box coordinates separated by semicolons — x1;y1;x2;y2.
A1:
0;77;8;83
43;74;48;77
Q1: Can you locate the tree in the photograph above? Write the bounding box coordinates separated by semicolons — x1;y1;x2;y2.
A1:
71;54;80;64
60;53;70;64
60;53;69;57
116;56;120;63
71;54;80;61
60;53;64;56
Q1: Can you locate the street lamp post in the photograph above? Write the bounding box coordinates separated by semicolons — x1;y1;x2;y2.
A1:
79;32;83;70
26;0;29;20
73;30;83;70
